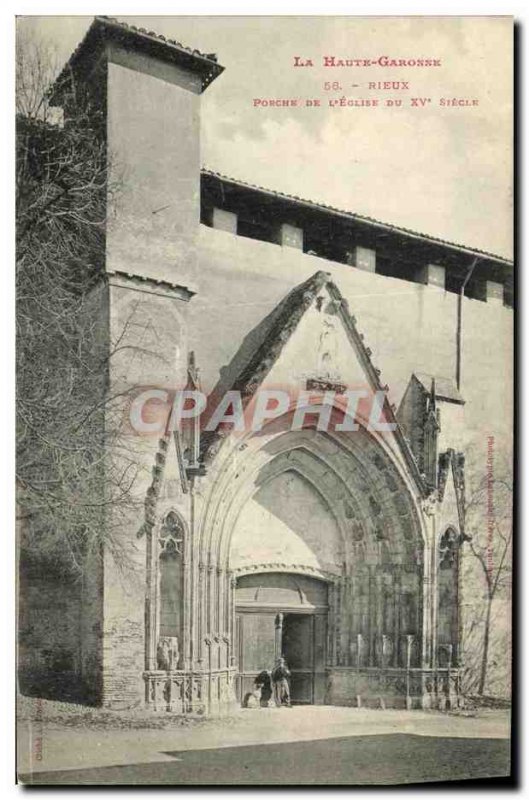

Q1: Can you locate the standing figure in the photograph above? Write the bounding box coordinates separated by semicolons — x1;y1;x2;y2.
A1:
271;657;291;707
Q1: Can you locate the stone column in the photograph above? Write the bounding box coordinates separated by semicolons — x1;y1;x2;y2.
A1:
187;489;196;669
207;564;215;638
375;570;384;666
222;570;229;637
368;566;376;666
275;613;284;659
197;562;206;666
345;573;354;666
431;545;439;671
420;510;437;709
420;514;436;669
182;523;191;670
216;566;224;635
328;579;336;666
335;580;343;665
392;568;401;667
144;529;158;671
229;572;237;667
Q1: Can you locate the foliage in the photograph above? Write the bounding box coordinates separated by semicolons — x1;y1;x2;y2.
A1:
460;442;512;697
16;38;142;577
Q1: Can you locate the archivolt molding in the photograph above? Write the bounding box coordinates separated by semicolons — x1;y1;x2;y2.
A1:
206;437;364;568
203;402;420;500
196;423;427;573
232;562;339;582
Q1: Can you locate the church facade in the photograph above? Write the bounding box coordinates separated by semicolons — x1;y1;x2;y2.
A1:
18;17;513;714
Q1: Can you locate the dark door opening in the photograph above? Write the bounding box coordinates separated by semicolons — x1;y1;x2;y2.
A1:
281;613;314;704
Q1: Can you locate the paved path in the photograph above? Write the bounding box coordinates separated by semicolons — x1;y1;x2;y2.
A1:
18;706;511;785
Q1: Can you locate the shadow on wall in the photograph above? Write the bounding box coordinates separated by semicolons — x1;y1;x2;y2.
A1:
18;668;99;706
17;554;102;706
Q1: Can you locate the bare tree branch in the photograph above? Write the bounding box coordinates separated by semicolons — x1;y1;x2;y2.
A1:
16;35;149;580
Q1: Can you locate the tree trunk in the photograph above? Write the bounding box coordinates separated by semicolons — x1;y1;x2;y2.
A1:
478;595;492;695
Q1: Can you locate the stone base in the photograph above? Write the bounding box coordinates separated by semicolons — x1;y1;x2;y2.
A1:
326;667;460;710
144;667;238;715
144;666;459;715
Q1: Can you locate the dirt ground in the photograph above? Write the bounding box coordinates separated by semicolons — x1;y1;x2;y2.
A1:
17;697;511;785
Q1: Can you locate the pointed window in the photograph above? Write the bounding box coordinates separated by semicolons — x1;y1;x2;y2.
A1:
158;511;185;639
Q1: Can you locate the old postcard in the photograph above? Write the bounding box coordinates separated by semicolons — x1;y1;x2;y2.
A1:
16;14;513;785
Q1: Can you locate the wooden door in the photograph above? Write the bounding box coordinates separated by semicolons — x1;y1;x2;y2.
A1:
234;572;329;706
235;612;276;704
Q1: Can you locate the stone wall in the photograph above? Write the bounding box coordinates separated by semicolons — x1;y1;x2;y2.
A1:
191;225;513;456
326;667;458;710
105;45;202;288
190;225;513;700
18;560;84;702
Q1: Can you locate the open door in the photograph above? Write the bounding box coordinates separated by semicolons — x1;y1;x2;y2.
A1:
235;572;328;706
282;614;314;703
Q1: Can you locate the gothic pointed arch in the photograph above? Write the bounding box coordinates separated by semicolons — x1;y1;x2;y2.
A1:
155;509;187;671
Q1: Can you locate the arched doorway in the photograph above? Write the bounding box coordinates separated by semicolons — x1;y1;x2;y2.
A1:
190;425;429;711
235;572;329;705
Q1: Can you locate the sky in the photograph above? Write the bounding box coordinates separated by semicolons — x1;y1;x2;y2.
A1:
17;15;513;259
